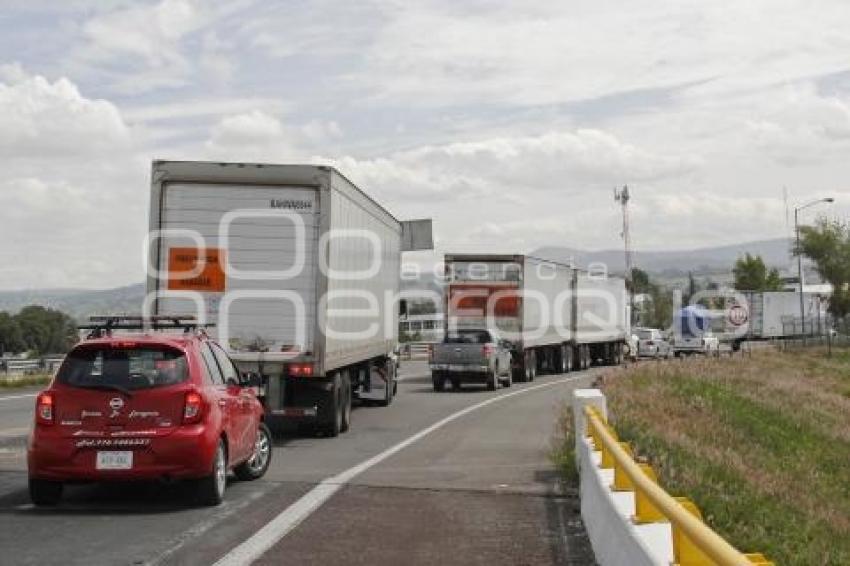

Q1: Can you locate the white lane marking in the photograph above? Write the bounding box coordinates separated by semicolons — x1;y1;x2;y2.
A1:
146;485;272;566
0;393;37;402
213;374;583;566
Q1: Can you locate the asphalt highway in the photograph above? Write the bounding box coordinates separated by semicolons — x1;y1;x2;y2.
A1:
0;362;598;565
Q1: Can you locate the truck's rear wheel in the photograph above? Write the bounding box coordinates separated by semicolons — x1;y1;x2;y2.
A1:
319;375;343;437
487;366;498;390
530;351;537;380
559;344;571;374
340;370;352;432
524;350;536;381
580;345;590;370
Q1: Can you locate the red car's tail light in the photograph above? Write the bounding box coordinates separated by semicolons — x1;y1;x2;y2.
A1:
288;363;314;377
183;391;204;424
36;392;54;425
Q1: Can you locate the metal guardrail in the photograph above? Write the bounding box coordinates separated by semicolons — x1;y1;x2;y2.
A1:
400;342;434;360
584;405;773;566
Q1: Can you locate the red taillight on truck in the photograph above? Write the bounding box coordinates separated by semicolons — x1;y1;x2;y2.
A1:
183;391;204;424
288;363;314;377
36;392;54;425
482;344;494;357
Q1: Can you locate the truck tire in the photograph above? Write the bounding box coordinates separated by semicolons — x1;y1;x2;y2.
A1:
518;351;529;382
432;372;446;392
340;370;352;432
526;350;537;381
487;369;497;391
451;377;461;390
319;375;342;437
572;345;582;371
558;345;570;374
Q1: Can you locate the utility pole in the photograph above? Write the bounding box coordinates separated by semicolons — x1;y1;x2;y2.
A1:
615;185;634;324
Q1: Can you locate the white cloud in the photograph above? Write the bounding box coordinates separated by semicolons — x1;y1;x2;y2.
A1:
320;128;698;208
0;67;148;289
74;0;252;92
204;110;301;161
353;1;850;108
0;67;131;157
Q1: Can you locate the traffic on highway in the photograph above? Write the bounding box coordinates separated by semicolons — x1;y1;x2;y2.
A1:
3;3;847;565
1;160;725;565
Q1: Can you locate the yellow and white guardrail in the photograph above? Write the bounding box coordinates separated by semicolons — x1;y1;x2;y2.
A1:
572;389;773;566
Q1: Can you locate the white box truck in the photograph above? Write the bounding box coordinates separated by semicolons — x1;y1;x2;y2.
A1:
146;161;432;436
440;254;627;383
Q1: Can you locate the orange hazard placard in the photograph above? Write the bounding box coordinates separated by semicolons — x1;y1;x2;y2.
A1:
167;247;226;292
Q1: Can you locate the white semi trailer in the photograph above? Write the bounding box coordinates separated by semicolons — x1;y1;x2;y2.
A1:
442;254;627;381
146;161;432;436
726;290;827;340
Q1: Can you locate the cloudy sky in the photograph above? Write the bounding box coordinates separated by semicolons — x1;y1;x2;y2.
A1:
2;0;850;290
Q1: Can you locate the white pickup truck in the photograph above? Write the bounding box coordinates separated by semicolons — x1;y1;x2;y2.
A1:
429;328;513;391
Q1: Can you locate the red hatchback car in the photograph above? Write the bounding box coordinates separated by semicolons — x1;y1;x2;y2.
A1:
27;318;272;506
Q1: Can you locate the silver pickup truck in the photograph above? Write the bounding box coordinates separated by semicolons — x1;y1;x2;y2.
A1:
429;328;513;392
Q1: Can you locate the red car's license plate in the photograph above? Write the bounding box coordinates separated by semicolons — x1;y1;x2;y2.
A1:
96;451;133;470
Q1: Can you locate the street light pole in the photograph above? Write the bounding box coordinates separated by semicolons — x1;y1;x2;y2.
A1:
794;197;835;339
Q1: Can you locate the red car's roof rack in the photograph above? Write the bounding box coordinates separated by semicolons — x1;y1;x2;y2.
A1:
79;315;215;339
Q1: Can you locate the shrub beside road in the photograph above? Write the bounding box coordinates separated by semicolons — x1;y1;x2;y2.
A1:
570;350;850;565
0;374;52;388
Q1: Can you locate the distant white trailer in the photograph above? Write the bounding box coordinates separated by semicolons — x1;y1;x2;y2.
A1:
146;161;432;436
443;254;627;381
729;291;827;339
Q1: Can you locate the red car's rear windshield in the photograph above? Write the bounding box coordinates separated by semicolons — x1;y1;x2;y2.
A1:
57;345;189;392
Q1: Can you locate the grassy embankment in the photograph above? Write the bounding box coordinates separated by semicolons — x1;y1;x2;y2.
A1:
0;374;52;388
553;349;850;566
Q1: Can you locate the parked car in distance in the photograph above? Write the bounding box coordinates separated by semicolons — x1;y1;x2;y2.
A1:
27;316;272;507
635;328;673;359
430;328;513;391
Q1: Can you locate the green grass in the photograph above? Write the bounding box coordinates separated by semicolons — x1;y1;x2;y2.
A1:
0;374;52;388
550;405;579;485
562;350;850;566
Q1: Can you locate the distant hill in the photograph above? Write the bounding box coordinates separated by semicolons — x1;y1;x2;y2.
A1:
0;238;800;317
531;238;794;278
0;284;145;320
